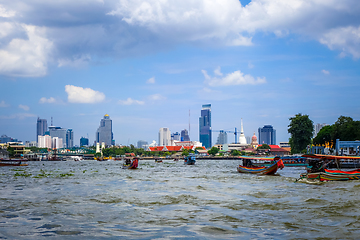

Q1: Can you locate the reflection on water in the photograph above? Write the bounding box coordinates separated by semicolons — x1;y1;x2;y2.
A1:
1;160;360;239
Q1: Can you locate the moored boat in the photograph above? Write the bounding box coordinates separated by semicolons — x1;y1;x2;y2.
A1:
237;157;284;175
298;154;360;182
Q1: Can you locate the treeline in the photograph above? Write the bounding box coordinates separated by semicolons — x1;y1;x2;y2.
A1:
101;145;197;157
313;116;360;146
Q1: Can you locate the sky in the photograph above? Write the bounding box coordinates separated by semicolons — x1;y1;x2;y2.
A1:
1;0;360;146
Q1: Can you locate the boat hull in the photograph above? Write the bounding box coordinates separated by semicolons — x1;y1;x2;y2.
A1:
300;169;360;181
237;160;284;175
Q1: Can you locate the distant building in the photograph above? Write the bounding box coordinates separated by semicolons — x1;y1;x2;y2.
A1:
36;117;48;142
25;141;37;147
199;104;212;149
171;132;181;141
0;135;12;143
239;118;247;145
314;123;328;137
80;137;89;147
52;137;63;149
181;129;190;141
66;129;74;148
216;130;228;145
258;125;276;145
95;114;113;146
279;142;290;148
159;128;171;146
38;135;52;148
49;126;67;148
251;133;259;148
137;140;148;149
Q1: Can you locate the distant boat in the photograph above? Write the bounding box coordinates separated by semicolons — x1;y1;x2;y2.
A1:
155;158;163;163
237;157;284;175
0;159;28;167
184;155;196;165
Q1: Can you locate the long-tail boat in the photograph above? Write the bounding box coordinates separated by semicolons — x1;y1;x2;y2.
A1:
237;156;284;175
122;158;138;169
184;154;196;165
0;159;28;167
249;155;308;167
298;154;360;181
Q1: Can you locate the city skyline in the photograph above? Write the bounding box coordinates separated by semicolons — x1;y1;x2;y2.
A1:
1;1;360;146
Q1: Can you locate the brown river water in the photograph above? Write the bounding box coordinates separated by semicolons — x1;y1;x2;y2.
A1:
1;160;359;239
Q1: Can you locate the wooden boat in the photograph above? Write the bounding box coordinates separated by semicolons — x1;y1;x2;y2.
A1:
0;159;28;167
298;154;360;181
184;155;196;165
155;158;163;163
248;155;308;167
122;158;138;169
237;157;284;175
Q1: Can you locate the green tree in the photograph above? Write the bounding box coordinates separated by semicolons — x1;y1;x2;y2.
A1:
288;113;314;154
313;125;333;146
257;144;271;149
331;116;359;141
207;147;219;156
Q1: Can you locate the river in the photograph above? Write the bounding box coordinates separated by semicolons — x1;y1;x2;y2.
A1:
1;160;359;239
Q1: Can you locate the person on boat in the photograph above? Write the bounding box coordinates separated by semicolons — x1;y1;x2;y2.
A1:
243;158;253;167
125;158;131;165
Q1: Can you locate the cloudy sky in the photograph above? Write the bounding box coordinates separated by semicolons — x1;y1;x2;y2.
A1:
1;0;360;146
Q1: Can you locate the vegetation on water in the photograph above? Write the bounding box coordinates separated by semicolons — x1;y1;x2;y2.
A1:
288;113;314;154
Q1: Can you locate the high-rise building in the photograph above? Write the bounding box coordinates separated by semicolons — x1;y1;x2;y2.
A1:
49;126;67;148
80;137;89;147
66;129;74;149
216;130;228;145
199;104;212;149
96;114;113;146
171;132;181;141
159;128;171;146
36;117;48;142
181;129;190;141
38;135;52;148
137;140;148;149
314;123;327;137
258;125;276;145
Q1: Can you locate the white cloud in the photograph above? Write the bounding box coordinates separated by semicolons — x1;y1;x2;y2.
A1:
146;77;155;84
149;94;166;101
0;100;9;107
214;66;223;76
65;85;105;103
0;24;53;77
322;69;330;75
202;68;266;86
118;97;144;105
18;104;29;111
319;26;360;58
39;97;57;104
248;62;254;69
0;5;15;18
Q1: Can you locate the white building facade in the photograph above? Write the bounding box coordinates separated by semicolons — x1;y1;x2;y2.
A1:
159;128;171;146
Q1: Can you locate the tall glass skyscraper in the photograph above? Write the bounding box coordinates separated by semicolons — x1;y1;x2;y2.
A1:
258;125;276;145
199;104;212;149
66;129;74;148
36;117;47;142
96;114;113;146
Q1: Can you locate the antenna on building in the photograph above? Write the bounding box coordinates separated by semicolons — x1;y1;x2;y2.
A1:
51;116;53;126
189;109;190;140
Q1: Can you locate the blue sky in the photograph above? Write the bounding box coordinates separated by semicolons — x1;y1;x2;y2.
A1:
1;0;360;146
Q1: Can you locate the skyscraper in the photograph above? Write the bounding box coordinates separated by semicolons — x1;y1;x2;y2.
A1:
314;123;327;137
96;114;113;146
66;129;74;148
36;117;47;142
199;104;212;149
181;129;190;141
80;137;89;147
171;132;181;141
216;130;228;145
159;128;171;146
49;126;67;148
258;125;276;145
